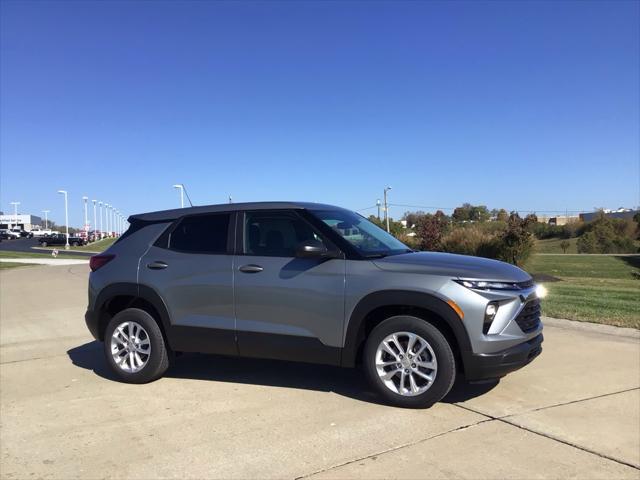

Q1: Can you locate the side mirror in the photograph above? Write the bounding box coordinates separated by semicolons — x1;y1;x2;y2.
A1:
296;239;334;258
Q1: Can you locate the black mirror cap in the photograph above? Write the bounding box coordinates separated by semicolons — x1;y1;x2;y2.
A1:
296;240;340;259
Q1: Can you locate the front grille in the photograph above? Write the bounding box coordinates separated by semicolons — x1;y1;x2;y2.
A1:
515;298;541;333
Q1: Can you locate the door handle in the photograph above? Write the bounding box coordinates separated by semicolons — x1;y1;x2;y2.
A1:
239;264;263;273
147;261;168;270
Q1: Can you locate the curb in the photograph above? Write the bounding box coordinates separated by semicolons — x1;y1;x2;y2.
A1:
542;316;639;339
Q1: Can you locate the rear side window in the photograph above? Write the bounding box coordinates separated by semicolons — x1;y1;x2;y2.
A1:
170;213;230;254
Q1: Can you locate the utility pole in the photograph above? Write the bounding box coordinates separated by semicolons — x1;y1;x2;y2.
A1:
9;201;20;230
57;190;70;249
82;196;89;233
92;200;97;239
376;199;381;221
173;184;184;208
42;210;50;229
383;186;392;232
99;201;104;238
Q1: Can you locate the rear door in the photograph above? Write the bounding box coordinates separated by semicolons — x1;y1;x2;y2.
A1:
138;212;237;355
233;210;345;365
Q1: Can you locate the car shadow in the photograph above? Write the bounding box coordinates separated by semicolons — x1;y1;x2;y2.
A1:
67;341;498;407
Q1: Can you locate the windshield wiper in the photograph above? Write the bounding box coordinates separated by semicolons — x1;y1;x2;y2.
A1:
364;253;389;258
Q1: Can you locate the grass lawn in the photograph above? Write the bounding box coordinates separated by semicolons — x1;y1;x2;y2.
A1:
37;236;116;252
0;251;89;260
526;254;640;329
0;262;38;269
535;237;578;254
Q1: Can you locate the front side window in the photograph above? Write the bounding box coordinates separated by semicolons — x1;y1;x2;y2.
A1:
243;211;326;257
311;209;410;257
170;213;230;254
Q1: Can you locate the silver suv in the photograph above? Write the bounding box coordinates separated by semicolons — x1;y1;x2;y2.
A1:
85;202;543;408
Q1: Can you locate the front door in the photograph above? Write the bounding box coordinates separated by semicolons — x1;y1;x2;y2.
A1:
234;210;345;365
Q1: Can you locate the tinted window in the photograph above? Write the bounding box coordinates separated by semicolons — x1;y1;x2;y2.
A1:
170;213;230;254
244;211;325;257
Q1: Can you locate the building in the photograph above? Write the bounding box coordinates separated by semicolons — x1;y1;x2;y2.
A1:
579;208;639;223
0;214;43;231
537;215;579;226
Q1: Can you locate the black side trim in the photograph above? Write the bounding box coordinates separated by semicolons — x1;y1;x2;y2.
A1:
170;326;238;356
341;290;473;368
237;331;340;366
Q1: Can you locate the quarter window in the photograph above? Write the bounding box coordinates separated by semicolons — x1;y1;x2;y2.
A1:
170;213;230;254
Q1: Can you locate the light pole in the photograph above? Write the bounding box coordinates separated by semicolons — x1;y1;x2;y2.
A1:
383;186;392;232
42;210;50;229
173;184;184;208
106;204;111;237
82;196;89;234
376;199;381;221
9;201;20;230
57;190;70;249
99;201;104;238
92;200;97;241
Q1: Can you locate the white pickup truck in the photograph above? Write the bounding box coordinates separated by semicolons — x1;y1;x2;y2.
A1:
30;229;54;237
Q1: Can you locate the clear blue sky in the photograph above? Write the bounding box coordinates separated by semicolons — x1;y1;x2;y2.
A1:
1;0;638;227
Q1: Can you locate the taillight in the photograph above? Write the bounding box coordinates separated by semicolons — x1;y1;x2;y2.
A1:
90;254;115;272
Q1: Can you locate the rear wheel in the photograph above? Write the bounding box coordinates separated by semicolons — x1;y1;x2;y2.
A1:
104;308;170;383
364;315;456;408
72;241;79;247
41;241;47;247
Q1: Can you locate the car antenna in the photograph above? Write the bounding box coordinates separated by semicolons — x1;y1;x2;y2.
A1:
182;184;194;207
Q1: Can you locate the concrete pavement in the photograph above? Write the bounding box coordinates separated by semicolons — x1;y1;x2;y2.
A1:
1;264;638;479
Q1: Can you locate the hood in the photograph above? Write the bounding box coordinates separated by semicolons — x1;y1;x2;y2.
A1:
372;251;531;282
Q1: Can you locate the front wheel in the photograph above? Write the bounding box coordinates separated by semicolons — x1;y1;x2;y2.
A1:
41;241;47;247
104;308;170;383
363;315;456;408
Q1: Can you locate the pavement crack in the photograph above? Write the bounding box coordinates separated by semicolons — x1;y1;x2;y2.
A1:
294;417;493;479
452;398;640;471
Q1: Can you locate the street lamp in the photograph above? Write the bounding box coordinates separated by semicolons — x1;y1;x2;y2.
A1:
98;201;104;239
82;196;89;234
92;200;97;241
376;199;381;221
106;204;111;237
383;186;392;232
173;184;184;208
57;190;70;249
42;210;50;229
9;201;20;230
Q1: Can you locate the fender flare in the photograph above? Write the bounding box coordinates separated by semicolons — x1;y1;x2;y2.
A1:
94;282;172;340
340;290;472;367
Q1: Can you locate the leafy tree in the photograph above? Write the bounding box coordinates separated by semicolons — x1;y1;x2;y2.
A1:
560;239;570;253
452;203;490;223
576;215;637;253
415;211;448;251
496;209;509;222
494;213;535;266
402;211;426;228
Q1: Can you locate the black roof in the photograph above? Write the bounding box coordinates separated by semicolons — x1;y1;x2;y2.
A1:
128;201;345;222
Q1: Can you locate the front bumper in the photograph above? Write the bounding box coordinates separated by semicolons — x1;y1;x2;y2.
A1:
463;333;543;382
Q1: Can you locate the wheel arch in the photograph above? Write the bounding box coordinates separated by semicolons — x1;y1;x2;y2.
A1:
94;283;172;344
340;290;472;369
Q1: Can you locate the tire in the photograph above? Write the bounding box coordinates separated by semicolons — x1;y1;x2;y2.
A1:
41;241;47;247
363;315;456;408
72;241;79;247
104;308;170;384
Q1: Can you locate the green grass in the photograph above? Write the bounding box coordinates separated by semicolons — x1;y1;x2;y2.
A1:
37;236;116;252
0;251;89;260
535;237;578;254
0;262;38;269
525;254;640;329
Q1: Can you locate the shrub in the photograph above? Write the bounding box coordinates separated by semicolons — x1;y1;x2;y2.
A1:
560;239;570;253
493;213;535;266
415;211;449;250
439;226;498;258
577;215;637;254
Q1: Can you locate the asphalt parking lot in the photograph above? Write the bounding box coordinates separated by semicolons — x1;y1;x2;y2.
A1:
1;264;639;479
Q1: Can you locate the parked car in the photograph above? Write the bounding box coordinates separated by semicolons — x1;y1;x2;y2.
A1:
31;229;54;237
39;233;86;247
14;229;33;238
0;229;20;239
85;202;543;408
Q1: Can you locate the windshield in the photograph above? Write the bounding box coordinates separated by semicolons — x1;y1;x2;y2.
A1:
312;209;411;257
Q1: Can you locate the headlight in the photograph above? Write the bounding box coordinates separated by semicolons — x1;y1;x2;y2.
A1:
454;279;527;291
